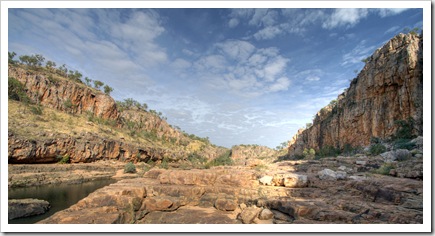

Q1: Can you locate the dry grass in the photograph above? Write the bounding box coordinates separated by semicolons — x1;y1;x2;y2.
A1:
8;100;159;148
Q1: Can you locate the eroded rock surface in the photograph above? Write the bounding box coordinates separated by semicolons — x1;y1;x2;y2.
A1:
38;156;423;224
9;198;50;220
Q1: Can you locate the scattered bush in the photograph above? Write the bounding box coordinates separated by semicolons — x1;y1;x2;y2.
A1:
302;148;316;159
369;143;387;156
393;138;416;150
8;77;30;103
57;154;70;164
124;162;136;173
373;163;394;175
159;158;169;169
316;145;340;159
103;85;113;95
394;118;415;140
29;105;43;115
205;150;233;168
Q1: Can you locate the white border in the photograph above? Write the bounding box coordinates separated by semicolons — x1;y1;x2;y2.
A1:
1;0;431;233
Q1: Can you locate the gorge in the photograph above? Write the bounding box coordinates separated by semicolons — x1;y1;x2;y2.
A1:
7;32;424;226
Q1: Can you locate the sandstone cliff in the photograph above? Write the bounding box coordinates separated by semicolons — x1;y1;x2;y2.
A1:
8;64;226;164
8;66;119;120
288;33;423;156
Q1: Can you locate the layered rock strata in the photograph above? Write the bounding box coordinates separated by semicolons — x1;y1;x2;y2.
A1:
288;33;423;156
39;155;423;224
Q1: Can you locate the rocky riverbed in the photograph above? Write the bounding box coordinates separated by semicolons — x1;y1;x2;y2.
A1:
37;153;423;224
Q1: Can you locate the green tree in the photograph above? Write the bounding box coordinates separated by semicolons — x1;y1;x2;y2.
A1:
57;64;68;77
124;98;134;109
45;61;56;70
142;103;148;111
8;77;30;103
34;54;45;66
84;77;92;87
8;51;17;64
103;85;113;95
93;80;104;90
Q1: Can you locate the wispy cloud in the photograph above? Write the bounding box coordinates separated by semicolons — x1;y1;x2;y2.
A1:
341;40;376;67
322;9;369;29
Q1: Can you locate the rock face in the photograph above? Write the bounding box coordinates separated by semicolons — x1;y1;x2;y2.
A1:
8;132;174;164
288;33;423;156
8;66;119;120
8;198;50;220
8;65;227;164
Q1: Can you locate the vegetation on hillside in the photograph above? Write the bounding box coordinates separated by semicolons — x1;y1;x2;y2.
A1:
8;52;227;166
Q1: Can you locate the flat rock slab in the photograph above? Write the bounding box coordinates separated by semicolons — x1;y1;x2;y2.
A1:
137;206;240;224
9;198;50;220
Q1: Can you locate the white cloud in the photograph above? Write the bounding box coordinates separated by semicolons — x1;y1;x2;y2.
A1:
269;77;291;92
194;54;227;72
216;40;256;62
375;8;408;17
182;49;195;56
341;40;376;66
171;58;192;70
253;26;283;40
306;76;320;81
384;25;400;35
322;9;369;29
249;9;279;27
228;18;239;28
263;56;289;82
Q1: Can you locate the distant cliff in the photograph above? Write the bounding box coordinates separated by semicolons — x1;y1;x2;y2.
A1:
288;33;423;156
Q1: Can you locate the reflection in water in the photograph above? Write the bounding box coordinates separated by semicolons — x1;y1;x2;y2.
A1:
8;178;117;224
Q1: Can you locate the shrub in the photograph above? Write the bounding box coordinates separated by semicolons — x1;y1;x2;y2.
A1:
124;162;136;173
205;150;233;168
369;143;386;156
103;85;113;95
393;138;416;150
8;77;30;103
394;118;415;140
373;163;394;175
302;148;316;159
159;158;169;169
57;154;70;164
30;105;43;115
316;145;340;158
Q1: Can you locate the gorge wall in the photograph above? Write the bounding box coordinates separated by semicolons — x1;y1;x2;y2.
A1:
288;33;423;156
8;65;226;164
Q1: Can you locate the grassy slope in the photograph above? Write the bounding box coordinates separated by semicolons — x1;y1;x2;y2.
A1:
8;63;226;161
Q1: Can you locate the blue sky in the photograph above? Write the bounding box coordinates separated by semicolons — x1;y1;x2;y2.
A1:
8;7;423;148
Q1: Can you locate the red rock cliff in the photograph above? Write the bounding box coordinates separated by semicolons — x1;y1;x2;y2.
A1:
8;66;119;120
288;33;423;156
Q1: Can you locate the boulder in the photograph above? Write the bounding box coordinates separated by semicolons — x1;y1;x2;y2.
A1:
283;173;308;188
411;136;423;151
239;206;262;224
335;171;347;180
258;208;274;220
214;198;237;211
259;176;273;186
8;198;50;220
271;173;308;187
318;169;337;181
381;149;411;162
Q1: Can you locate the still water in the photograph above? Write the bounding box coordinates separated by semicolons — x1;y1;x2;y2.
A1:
8;178;117;224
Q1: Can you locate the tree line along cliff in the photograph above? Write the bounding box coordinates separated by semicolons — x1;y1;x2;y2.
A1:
288;33;423;157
